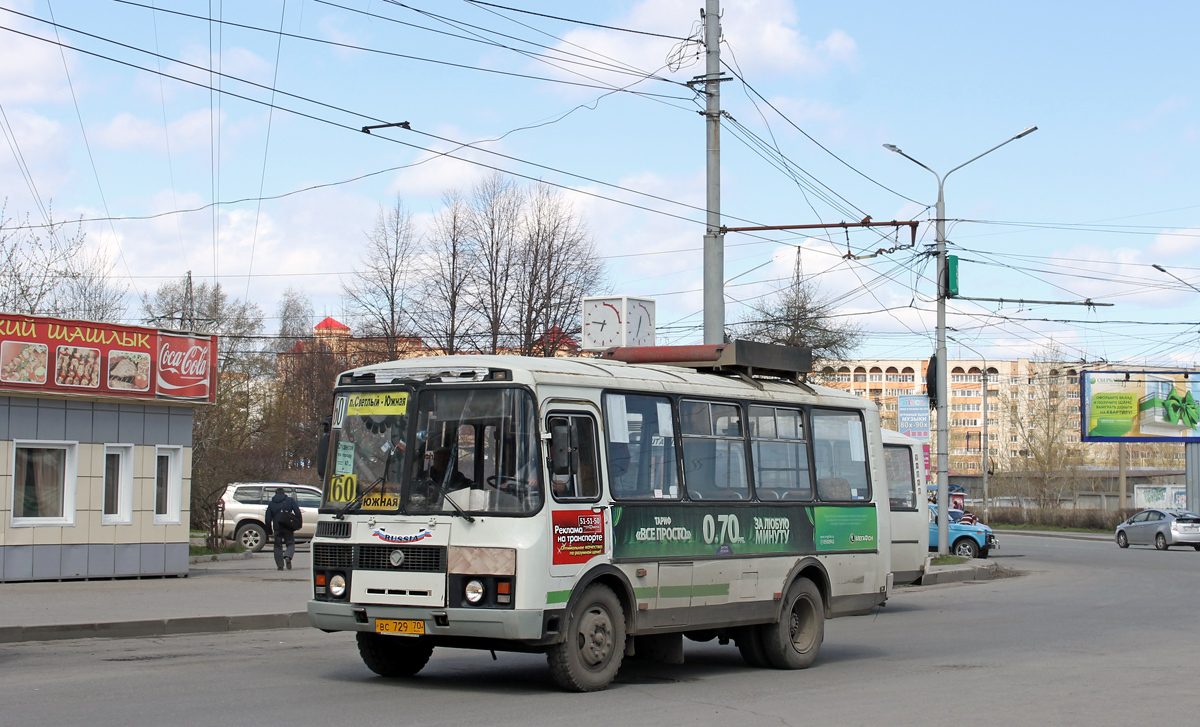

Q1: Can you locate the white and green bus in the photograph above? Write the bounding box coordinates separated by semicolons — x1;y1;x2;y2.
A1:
308;343;892;691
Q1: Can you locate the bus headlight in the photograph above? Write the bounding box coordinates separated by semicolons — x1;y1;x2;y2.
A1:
464;579;485;604
329;574;347;598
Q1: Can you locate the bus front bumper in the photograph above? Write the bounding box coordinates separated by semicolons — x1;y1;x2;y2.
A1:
308;600;559;644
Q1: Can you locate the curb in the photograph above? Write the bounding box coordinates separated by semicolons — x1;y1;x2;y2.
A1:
187;551;256;564
919;561;998;586
0;611;310;645
993;529;1112;543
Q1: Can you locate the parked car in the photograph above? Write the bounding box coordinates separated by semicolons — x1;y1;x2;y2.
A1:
928;505;997;558
1115;509;1200;550
217;482;322;551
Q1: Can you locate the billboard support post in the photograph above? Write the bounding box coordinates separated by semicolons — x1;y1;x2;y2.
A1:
1188;443;1199;513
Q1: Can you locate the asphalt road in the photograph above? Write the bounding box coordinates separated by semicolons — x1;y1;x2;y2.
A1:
3;534;1198;726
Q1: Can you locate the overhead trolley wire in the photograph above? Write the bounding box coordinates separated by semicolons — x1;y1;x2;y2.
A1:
460;0;690;40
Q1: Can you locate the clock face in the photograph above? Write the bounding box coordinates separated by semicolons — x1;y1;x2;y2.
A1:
582;299;623;349
625;300;655;347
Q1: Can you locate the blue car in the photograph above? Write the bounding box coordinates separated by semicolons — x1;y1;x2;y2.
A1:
929;505;997;559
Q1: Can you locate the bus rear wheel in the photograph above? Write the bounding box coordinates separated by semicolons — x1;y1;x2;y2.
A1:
735;626;771;667
356;632;434;677
760;577;824;670
547;584;626;692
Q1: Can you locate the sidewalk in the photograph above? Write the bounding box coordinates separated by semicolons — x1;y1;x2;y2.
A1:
0;550;311;644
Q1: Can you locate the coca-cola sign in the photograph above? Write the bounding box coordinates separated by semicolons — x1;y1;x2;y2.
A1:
156;333;216;401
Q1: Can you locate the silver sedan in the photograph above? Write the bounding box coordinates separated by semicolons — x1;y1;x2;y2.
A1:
1115;509;1200;550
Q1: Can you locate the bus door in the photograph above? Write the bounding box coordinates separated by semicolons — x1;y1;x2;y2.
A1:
545;408;611;582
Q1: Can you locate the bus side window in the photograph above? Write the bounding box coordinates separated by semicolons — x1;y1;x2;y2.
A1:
811;409;871;502
604;393;680;500
749;405;811;501
548;415;600;501
883;445;916;510
681;400;749;501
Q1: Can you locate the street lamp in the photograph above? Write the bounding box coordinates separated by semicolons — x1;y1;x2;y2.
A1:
1152;263;1200;294
884;126;1037;554
950;336;992;522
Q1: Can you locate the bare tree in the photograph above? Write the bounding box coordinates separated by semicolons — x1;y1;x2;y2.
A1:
512;184;605;356
0;199;127;321
1012;348;1089;508
343;195;421;359
466;173;521;354
274;286;314;354
143;277;271;543
412;191;477;354
733;254;861;364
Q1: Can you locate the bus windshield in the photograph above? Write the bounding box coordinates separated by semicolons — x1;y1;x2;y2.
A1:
406;387;543;515
324;389;412;511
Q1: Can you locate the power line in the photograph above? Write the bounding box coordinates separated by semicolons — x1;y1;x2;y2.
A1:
245;0;289;301
460;0;690;40
721;59;923;207
44;0;140;300
116;0;693;100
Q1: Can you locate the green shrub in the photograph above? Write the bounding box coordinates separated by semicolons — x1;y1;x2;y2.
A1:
986;507;1135;531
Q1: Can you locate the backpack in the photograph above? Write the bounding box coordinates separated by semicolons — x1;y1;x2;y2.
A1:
277;505;302;531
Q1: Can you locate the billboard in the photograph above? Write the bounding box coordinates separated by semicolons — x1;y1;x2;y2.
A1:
1081;371;1199;442
0;314;217;403
897;395;931;439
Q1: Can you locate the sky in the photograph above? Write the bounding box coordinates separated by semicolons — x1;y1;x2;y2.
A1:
1;0;1198;367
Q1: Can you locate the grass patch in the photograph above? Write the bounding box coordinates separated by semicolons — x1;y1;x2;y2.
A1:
930;555;969;566
189;543;247;557
993;523;1111;534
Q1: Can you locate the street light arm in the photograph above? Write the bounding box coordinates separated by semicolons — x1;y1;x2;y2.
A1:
944;126;1038;181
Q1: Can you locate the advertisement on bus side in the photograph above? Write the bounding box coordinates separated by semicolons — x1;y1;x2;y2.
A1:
611;505;877;559
552;509;607;564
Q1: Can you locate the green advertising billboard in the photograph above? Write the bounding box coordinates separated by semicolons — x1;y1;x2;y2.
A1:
611;504;877;560
1082;371;1200;442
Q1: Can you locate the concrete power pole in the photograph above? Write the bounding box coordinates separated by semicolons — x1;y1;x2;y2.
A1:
702;0;724;345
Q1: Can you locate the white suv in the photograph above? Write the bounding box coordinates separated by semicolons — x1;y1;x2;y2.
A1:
217;482;322;551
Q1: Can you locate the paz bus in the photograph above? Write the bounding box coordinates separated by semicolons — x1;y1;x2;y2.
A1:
307;341;892;691
881;428;929;585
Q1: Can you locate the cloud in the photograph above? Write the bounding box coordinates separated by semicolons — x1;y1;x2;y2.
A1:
94;109;217;152
525;0;856;97
1123;95;1189;132
0;4;72;104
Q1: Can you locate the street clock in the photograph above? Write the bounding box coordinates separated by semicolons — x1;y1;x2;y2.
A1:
581;296;655;351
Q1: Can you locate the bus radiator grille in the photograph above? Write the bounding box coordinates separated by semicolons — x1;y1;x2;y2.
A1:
313;543;353;568
357;545;446;572
315;521;351;538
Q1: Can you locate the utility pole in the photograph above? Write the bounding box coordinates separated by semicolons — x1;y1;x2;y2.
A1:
701;0;724;345
884;126;1037;554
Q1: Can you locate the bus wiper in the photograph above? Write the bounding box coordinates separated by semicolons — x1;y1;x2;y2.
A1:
431;482;476;523
334;475;386;520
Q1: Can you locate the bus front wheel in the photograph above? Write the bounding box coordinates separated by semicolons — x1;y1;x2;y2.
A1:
356;632;434;677
760;577;824;669
547;584;626;692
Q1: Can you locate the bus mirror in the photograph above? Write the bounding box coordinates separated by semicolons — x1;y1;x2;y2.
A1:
316;431;330;479
551;422;573;475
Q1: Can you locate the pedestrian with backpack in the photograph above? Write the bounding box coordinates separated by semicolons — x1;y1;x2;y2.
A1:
265;487;302;571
